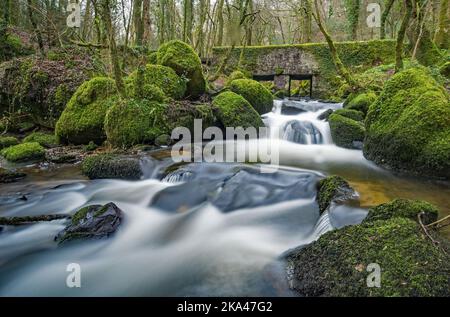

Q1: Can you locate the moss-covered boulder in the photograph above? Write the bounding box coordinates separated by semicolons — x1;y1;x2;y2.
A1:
329;113;365;149
333;108;365;122
228;79;274;114
0;136;19;150
163;101;215;133
104;98;168;148
148;51;158;64
0;47;100;127
226;70;248;86
55;202;124;244
345;91;377;115
364;67;450;178
212;91;264;129
157;40;206;98
55;77;117;145
1;142;45;162
81;154;143;180
316;175;358;213
286;216;450;296
23;132;58;148
125;64;186;100
364;199;439;225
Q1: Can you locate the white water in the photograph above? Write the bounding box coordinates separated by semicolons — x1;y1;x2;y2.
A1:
0;99;369;296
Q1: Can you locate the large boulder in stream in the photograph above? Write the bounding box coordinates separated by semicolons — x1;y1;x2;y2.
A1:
229;79;274;114
81;154;143;180
55;203;124;244
364;67;450;178
285;199;450;297
329;112;365;149
152;163;319;213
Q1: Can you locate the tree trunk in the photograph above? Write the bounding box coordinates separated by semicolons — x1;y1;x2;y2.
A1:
100;0;126;97
183;0;193;44
142;0;151;45
27;0;45;54
380;0;395;39
0;0;10;41
395;0;412;72
435;0;449;49
312;0;357;88
216;0;224;46
133;0;143;46
344;0;360;40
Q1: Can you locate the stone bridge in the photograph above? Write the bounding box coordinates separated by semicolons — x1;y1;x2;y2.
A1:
211;40;397;99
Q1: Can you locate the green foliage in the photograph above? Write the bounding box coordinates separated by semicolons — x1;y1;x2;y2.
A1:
104;98;168;148
81;153;142;180
148;51;158;64
364;67;450;178
0;136;19;150
1;142;45;162
55;77;118;145
329;113;365;149
126;64;186;100
228;79;274;114
440;61;450;78
345;91;377;115
157;40;206;98
364;199;439;225
287;216;450;296
23;132;58;148
0;34;33;62
212;91;264;128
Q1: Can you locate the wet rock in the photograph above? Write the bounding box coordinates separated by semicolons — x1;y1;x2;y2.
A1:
0;168;26;183
317;109;333;121
81;154;143;180
55;202;124;243
316;175;359;214
0;214;69;226
283;121;323;144
152;163;319;213
45;146;84;163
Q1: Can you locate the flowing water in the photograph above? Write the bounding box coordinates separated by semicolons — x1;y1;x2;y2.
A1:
0;99;448;296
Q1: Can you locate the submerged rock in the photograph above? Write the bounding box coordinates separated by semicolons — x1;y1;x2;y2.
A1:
316;175;359;214
0;168;26;183
152;163;319;213
81;154;143;180
285;199;450;297
55;202;124;243
283;121;323;144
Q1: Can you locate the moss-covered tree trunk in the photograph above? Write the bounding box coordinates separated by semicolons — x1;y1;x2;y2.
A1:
133;0;143;46
344;0;360;40
216;0;225;46
434;0;449;49
142;0;151;45
183;0;193;44
395;0;412;72
312;0;358;89
100;0;126;98
380;0;395;39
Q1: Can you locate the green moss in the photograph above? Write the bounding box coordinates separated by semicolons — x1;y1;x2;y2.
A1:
0;34;33;62
1;142;45;162
126;64;186;100
212;91;264;128
104;98;168;148
228;79;274;114
226;70;248;86
23;132;58;148
55;77;118;145
126;81;167;102
163;101;215;133
345;91;377;115
440;61;450;78
287;217;450;296
316;175;355;213
329;113;365;149
364;199;439;225
364;67;450;178
0;136;19;150
71;206;92;225
148;51;158;64
81;154;143;180
157;40;206;98
83;141;98;152
333;108;365;121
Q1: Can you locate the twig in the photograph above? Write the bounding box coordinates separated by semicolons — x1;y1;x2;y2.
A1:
418;212;439;246
426;215;450;229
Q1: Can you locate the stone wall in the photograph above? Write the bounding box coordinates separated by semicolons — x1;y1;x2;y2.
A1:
211;40;397;99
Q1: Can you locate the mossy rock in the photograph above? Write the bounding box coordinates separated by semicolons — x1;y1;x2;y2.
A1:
104;98;169;148
1;142;45;162
0;136;19;150
23;132;58;148
163;101;215;133
228;79;274;114
364;199;439;225
345;91;377;115
286;216;450;296
125;64;186;100
81;154;143;180
329;113;365;149
333;108;365;122
157;40;206;98
55;77;118;145
148;51;158;64
0;167;26;183
126;81;167;102
316;175;358;213
0;34;33;62
226;70;248;86
212;91;264;129
364;67;450;178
